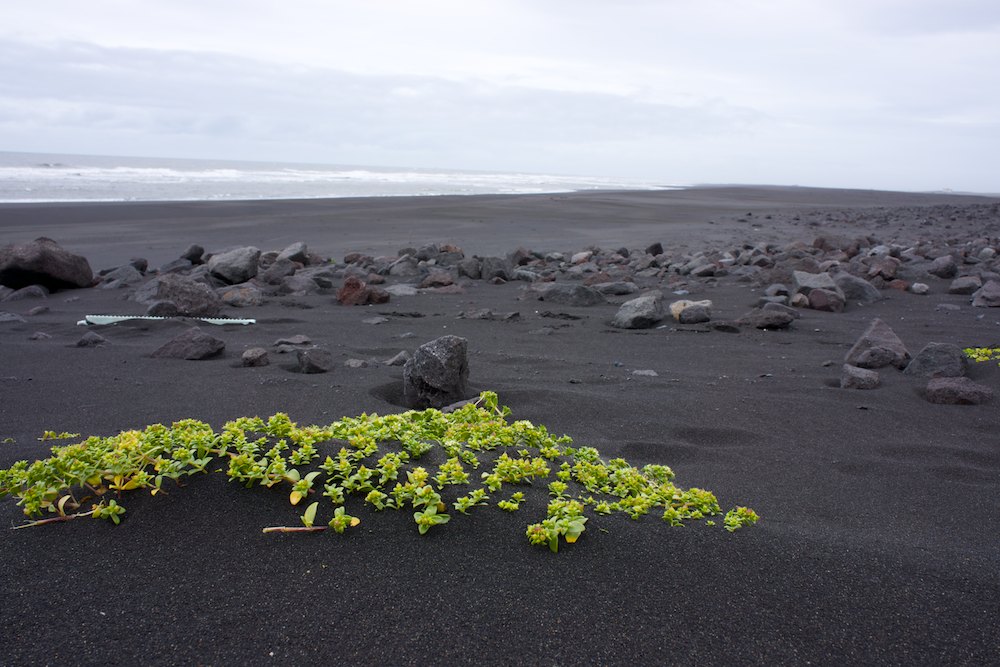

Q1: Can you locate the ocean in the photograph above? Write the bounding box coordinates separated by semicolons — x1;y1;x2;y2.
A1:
0;152;673;203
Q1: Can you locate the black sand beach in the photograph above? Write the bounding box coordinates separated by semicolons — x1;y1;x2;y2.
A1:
2;187;1000;665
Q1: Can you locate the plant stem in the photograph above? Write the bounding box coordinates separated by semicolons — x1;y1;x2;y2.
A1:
261;526;327;534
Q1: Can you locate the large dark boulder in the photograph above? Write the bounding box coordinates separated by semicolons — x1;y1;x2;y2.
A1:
403;336;470;409
0;238;93;290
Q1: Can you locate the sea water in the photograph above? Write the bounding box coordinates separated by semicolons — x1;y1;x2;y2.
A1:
0;152;673;203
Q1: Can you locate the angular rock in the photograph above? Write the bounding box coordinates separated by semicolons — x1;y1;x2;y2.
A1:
592;281;638;296
611;294;663;329
159;258;193;274
208;246;261;284
217;286;260;310
403;335;470;409
928;255;958;279
925;377;993;405
295;347;332;373
844;318;911;369
277;242;309;264
669;299;712;321
971;280;1000;307
739;309;794;330
645;242;664;256
948;276;982;295
241;347;269;367
841;364;880;389
418;269;454;289
100;264;144;287
457;258;482;280
792;270;840;297
678;304;712;324
533;283;605;307
808;288;846;313
133;274;223;317
259;257;298;285
903;343;968;378
833;273;881;304
910;283;929;295
480;257;510;281
337;276;390;305
761;302;801;319
151;327;225;360
0;237;93;290
388;255;421;277
278;275;321;296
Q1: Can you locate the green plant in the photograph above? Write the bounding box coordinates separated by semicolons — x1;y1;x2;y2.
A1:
0;392;758;551
964;347;1000;365
724;506;760;532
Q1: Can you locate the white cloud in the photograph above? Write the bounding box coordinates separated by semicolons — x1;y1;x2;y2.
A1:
0;1;998;190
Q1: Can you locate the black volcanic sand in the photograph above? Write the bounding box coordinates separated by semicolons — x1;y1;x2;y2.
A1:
2;188;1000;665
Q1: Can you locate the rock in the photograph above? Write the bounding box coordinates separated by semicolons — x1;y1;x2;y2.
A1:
295;347;333;373
272;335;312;352
903;343;968;378
100;264;144;287
480;257;510;281
925;377;993;405
384;284;419;297
418;270;454;289
0;237;93;290
181;245;205;264
133;274;223;316
948;276;982;295
761;302;801;319
678;304;712;324
3;285;48;301
0;311;27;323
533;283;605;307
832;273;881;304
388;255;421;277
337;276;390;305
792;270;841;297
277;242;309;264
910;282;930;295
808;288;846;313
0;286;11;300
844;318;911;369
971;280;1000;307
592;281;639;296
645;242;664;256
458;309;520;321
146;301;180;317
29;331;52;340
208;246;261;284
151;327;225;360
241;347;269;367
456;258;482;280
27;306;48;316
669;299;712;321
507;247;533;267
75;331;107;347
259;257;298;285
159;258;194;274
611;294;663;329
739;309;794;330
384;350;411;367
403;335;470;409
362;316;390;325
278;275;321;296
841;364;880;389
928;255;958;279
220;283;265;307
344;358;370;368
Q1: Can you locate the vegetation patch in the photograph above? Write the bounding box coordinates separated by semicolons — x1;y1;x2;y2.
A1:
0;392;758;552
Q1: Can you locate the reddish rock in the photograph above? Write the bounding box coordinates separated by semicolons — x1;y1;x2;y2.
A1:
337;276;390;305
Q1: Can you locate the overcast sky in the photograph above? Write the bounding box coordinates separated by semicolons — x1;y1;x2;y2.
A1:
1;1;998;192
